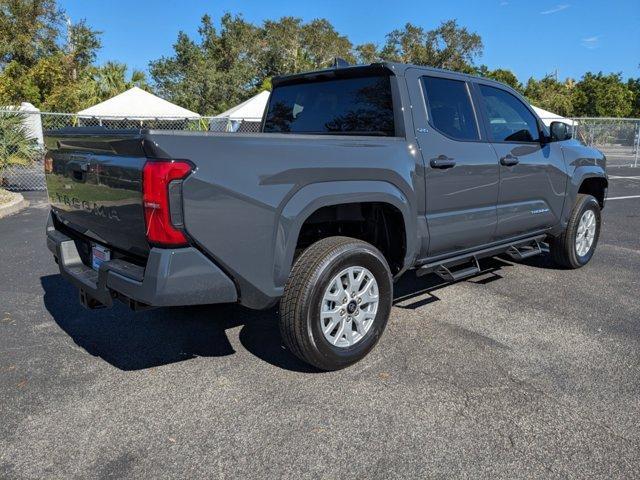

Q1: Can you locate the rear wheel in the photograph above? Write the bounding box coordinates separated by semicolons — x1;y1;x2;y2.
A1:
279;236;393;371
549;194;601;268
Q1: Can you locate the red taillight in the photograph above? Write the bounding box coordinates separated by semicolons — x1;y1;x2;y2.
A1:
142;160;192;246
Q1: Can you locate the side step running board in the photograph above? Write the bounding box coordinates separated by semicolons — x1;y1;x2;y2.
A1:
506;240;542;260
434;256;481;282
414;234;547;281
422;256;481;281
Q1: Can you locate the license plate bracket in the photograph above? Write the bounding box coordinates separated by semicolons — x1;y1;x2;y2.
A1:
91;244;111;271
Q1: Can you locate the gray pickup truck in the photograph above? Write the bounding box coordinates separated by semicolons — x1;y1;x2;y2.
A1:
45;62;607;370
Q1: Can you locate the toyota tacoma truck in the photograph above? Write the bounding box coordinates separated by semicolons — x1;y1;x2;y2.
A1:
45;62;607;370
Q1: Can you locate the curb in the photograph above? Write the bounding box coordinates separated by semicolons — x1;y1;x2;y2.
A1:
0;192;30;219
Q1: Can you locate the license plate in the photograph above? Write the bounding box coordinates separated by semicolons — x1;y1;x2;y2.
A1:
91;244;111;271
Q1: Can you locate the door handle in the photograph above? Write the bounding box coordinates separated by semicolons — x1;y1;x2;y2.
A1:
430;155;456;169
500;154;519;166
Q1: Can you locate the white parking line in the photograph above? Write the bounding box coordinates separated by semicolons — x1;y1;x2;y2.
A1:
607;195;640;201
609;176;640;180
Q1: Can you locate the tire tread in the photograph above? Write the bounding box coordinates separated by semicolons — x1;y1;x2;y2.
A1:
549;193;600;268
279;236;387;369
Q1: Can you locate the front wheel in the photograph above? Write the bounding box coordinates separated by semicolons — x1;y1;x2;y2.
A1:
549;193;601;268
279;236;393;371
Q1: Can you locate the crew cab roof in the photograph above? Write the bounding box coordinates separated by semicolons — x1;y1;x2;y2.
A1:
271;61;516;93
271;63;395;87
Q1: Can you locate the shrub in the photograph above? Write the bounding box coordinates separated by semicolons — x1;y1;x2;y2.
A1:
0;111;41;170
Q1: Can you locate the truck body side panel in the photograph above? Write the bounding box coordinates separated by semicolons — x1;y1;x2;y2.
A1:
146;132;421;309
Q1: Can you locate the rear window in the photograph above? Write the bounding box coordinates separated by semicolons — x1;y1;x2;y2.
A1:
263;75;395;136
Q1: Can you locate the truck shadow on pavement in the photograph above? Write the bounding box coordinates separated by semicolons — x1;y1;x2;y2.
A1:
41;274;317;373
41;256;523;373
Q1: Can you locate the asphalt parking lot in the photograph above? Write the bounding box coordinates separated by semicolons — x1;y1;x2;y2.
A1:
1;167;639;479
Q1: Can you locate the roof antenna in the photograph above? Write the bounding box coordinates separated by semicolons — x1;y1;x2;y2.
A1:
332;57;350;69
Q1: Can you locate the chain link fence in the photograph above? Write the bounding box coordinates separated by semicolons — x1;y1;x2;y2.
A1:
540;117;640;168
1;110;639;191
0;110;262;191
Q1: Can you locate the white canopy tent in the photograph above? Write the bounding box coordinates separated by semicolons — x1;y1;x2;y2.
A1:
532;106;575;127
77;87;199;120
18;102;44;146
215;91;270;121
212;91;269;132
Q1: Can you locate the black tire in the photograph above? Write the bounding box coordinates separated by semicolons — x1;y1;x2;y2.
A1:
279;236;393;371
549;193;601;269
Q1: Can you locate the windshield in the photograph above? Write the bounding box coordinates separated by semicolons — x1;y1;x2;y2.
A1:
263;74;395;136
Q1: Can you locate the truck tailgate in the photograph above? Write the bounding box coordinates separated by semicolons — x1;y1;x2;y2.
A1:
45;130;150;258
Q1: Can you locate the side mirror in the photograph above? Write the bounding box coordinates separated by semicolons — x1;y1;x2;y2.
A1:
550;121;572;142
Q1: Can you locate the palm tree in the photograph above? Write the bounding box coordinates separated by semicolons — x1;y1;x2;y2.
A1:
130;69;148;89
92;62;150;101
0;111;41;186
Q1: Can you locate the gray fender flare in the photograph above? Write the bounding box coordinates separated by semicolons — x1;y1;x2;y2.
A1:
273;180;417;287
561;167;608;224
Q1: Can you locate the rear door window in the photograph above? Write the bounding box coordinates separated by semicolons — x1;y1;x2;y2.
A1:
420;76;480;141
263;74;395;136
479;85;540;142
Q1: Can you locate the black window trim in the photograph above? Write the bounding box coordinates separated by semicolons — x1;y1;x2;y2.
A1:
418;74;485;144
473;81;544;145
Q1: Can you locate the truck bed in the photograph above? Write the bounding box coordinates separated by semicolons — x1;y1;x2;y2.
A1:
45;128;415;308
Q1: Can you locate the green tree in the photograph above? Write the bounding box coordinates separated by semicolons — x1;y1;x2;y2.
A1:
0;0;63;68
258;17;302;75
572;72;634;117
524;76;575;117
259;76;272;92
0;44;106;112
355;43;380;64
67;19;101;73
0;0;104;112
34;53;97;111
91;61;148;101
0;60;40;105
3;4;636;120
259;16;354;77
150;14;262;115
299;19;354;70
0;0;142;112
380;20;482;72
151;14;357;115
150;15;486;115
475;66;522;92
626;77;640;117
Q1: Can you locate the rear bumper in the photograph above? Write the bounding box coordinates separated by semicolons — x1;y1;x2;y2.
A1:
46;212;238;308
